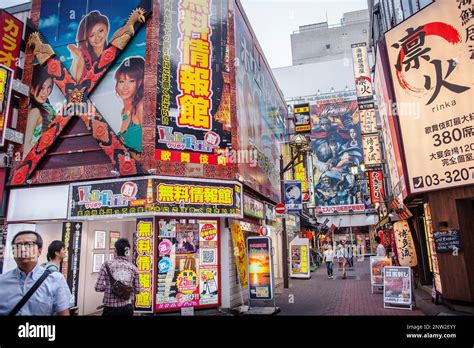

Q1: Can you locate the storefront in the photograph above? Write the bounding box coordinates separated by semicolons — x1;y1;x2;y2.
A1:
5;176;243;314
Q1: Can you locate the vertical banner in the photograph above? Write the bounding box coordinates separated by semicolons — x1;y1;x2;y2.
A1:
393;220;418;267
247;236;273;300
359;102;377;134
61;222;82;307
368;170;385;204
383;266;412;309
134;218;154;312
0;10;23;76
284;180;302;213
351;42;374;102
231;223;248;289
0;65;13;146
293;103;311;134
294;155;309;203
362;134;382;165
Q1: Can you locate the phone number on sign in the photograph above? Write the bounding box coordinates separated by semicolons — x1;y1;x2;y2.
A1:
418;167;474;188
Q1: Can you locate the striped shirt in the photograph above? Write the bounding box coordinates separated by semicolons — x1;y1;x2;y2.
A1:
94;257;141;307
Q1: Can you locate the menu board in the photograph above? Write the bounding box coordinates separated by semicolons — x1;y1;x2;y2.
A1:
370;256;391;287
383;266;412;308
433;230;462;253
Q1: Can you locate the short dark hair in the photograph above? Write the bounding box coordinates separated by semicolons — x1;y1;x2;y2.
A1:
115;238;130;257
47;240;65;261
11;231;43;249
375;236;381;244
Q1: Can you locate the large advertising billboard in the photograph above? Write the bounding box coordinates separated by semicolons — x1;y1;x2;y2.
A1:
309;100;366;213
385;1;474;194
235;5;286;202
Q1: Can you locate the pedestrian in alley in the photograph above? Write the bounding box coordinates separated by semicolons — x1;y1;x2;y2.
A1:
323;245;335;279
95;238;141;316
41;240;66;272
336;243;348;279
345;242;354;268
0;231;71;316
375;236;386;256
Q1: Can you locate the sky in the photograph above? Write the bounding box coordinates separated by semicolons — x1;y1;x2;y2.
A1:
3;0;369;68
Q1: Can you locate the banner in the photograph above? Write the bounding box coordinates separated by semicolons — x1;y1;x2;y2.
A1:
284;180;302;213
359;102;377;134
383;266;412;307
294;103;311;134
368;170;385;204
61;222;82;307
155;0;231;167
0;65;13;146
231;223;248;289
362;134;382;165
69;176;243;219
433;229;462;253
385;0;474;194
370;256;391;287
247;236;273;300
393;220;418;267
351;42;373;102
0;10;23;76
294;155;310;203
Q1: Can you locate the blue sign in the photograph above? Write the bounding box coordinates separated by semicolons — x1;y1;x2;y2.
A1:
284;180;302;213
158;258;172;273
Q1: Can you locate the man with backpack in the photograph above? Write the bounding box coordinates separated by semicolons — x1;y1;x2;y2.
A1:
95;238;141;316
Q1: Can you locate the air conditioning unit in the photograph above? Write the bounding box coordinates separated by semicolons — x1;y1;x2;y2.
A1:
0;153;11;168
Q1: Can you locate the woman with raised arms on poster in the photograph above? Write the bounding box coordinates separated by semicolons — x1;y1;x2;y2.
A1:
114;56;144;158
68;10;110;82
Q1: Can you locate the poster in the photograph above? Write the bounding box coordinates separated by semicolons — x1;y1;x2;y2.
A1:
94;230;106;249
433;229;462;253
393;220;418;267
134;218;154;312
155;219;219;311
0;10;24;76
370;256;391;287
247;236;273;300
385;0;474;194
155;0;231;167
383;266;412;307
284;180;302;214
310;100;366;212
0;64;13;146
92;253;105;273
351;42;374;101
293;103;311;134
109;231;120;249
235;5;286;202
290;237;310;278
231;223;248;289
61;221;82;307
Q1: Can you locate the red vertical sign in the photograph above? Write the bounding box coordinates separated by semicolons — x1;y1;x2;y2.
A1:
0;10;24;76
368;170;385;204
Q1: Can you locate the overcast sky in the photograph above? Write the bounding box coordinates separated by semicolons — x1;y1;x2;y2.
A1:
2;0;368;68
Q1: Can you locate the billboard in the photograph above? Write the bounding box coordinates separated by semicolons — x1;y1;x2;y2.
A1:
155;0;232;167
351;42;373;102
309;100;365;213
235;5;286;202
0;65;13;146
0;10;23;76
385;0;474;194
293;103;311;134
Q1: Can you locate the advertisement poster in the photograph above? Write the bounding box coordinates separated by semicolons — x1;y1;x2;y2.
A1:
69;176;243;219
156;219;219;311
310;100;366;213
247;236;273;300
155;0;232;167
134;218;154;312
290;237;310;278
235;5;286;202
61;222;82;307
294;103;311;134
385;0;474;194
351;42;374;101
0;9;24;76
393;220;418;267
231;223;248;289
284;180;302;214
0;64;13;146
368;170;385;204
433;229;462;253
370;256;391;287
383;266;412;307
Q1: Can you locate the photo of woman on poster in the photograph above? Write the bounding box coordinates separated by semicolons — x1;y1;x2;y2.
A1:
68;10;110;82
24;64;57;157
114;56;144;157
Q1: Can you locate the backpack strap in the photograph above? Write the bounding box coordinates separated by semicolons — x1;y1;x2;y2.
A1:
9;269;52;316
104;262;116;282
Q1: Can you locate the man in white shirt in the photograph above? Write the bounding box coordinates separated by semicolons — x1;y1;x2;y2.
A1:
375;236;386;256
323;245;335;279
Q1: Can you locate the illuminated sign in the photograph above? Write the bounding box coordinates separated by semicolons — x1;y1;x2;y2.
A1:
134;218;154;312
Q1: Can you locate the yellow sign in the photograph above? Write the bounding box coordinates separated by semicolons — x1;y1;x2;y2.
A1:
300;245;308;273
231;223;248;288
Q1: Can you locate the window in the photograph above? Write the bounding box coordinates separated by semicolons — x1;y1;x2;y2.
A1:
326;44;331;50
418;0;432;9
401;0;413;19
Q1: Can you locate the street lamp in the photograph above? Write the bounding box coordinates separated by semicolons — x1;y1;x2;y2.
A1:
280;134;311;289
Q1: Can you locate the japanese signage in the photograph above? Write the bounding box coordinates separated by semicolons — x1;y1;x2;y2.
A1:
368;170;385;204
359;102;377;134
393;220;418;267
61;222;82;307
433;229;462;253
290;237;310;278
0;65;13;146
235;5;286;202
294;103;311;134
247;236;273;300
383;266;412;307
310;100;365;212
243;194;264;219
69;176;243;219
155;0;231;167
351;42;373;101
362;134;382;165
370;256;391;287
231;223;248;289
423;203;442;294
134;218;154;312
385;0;474;194
284;180;302;213
156;219;219;311
294;155;310;203
0;10;23;76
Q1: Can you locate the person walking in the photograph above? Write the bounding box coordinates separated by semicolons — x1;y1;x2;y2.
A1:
336;243;348;279
323;245;335;279
0;231;71;316
95;238;141;316
42;240;66;272
375;236;386;256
